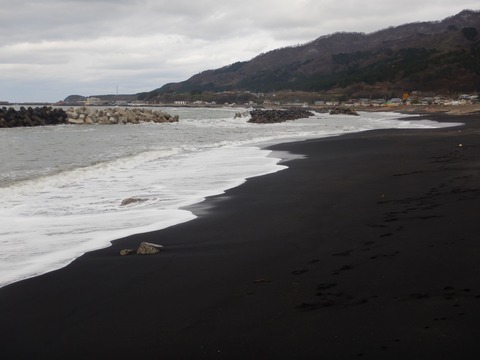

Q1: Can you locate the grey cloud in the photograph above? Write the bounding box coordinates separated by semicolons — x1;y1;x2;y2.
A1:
0;0;478;102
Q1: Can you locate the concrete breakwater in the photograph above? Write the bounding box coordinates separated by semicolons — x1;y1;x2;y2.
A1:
0;106;178;128
0;106;67;128
248;108;315;124
65;107;179;125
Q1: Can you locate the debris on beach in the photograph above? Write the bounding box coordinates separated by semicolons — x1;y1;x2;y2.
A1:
137;242;164;255
120;242;164;256
253;278;272;284
120;249;135;256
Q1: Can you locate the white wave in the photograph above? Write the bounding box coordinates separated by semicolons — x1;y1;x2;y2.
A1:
0;109;461;288
0;144;285;288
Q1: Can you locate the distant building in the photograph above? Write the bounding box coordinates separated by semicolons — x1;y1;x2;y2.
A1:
387;98;403;105
459;94;479;103
85;97;103;106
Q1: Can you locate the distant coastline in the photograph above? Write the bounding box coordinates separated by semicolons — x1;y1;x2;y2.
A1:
4;101;480;116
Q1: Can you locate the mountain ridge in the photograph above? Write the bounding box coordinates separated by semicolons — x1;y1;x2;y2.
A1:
141;9;480;100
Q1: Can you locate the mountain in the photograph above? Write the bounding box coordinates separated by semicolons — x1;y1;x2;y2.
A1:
63;94;138;105
142;10;480;100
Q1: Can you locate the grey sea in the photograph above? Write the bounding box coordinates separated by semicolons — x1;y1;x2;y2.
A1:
0;107;458;287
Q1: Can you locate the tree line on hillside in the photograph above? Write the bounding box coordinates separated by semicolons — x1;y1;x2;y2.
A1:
138;18;480;102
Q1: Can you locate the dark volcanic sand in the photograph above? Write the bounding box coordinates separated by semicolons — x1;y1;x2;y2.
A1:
1;113;480;359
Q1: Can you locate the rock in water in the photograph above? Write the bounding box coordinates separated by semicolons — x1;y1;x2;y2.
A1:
137;242;164;255
329;107;359;116
120;198;147;206
248;108;315;123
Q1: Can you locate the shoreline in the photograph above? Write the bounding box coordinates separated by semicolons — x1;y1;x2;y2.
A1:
1;111;480;358
359;103;480;116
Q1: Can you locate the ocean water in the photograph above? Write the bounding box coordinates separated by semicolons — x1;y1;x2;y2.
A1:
0;107;460;288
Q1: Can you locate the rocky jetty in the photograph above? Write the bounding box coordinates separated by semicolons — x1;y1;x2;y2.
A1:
329;107;359;116
0;106;179;128
248;108;315;124
65;107;179;125
0;106;67;128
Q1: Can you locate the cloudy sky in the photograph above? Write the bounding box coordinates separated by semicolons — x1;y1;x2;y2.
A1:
0;0;478;102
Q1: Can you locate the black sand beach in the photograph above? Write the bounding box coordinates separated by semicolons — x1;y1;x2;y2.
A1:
2;113;480;359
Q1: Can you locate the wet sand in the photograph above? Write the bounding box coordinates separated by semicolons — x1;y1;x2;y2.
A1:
1;113;480;359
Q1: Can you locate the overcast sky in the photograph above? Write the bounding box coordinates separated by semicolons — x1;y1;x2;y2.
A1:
0;0;478;102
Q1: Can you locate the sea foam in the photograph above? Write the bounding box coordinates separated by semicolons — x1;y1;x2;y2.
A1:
0;108;461;287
